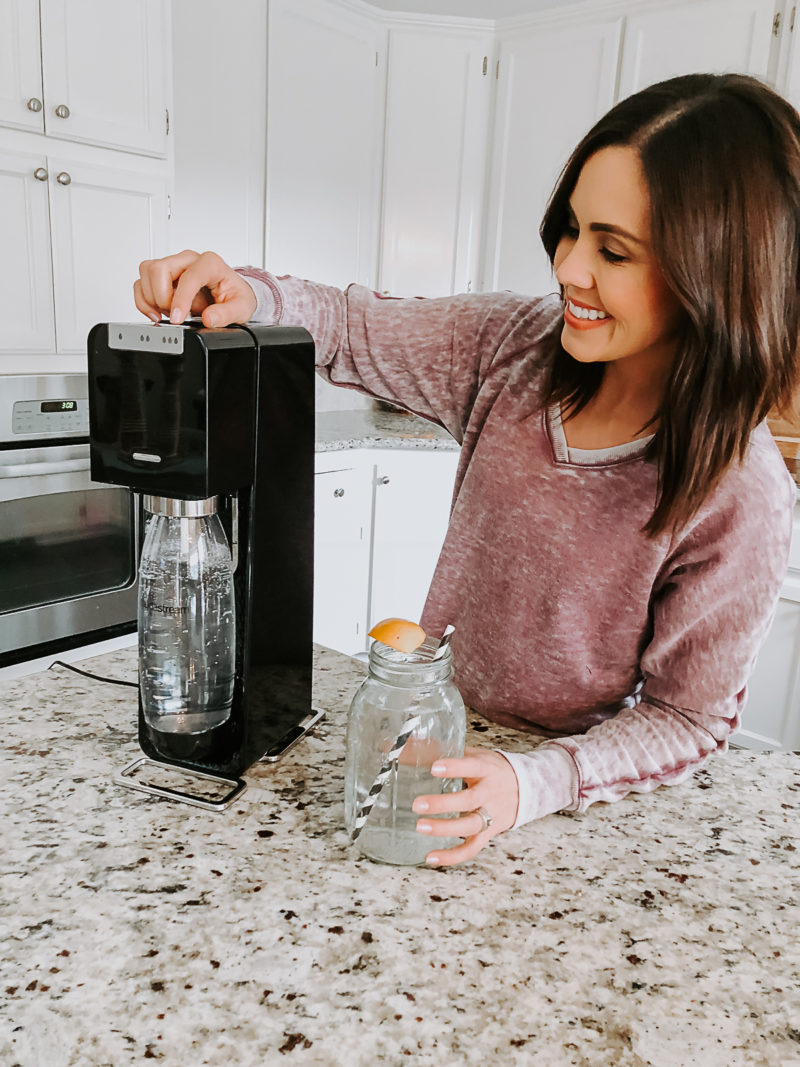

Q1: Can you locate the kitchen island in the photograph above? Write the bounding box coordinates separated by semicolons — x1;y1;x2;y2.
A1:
1;645;798;1067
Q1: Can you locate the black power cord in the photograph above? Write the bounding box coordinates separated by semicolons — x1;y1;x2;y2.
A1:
48;659;138;688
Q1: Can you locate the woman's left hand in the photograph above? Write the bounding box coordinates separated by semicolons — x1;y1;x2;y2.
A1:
412;747;519;866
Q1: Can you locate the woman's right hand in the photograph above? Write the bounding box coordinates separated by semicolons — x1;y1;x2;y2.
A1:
134;250;258;328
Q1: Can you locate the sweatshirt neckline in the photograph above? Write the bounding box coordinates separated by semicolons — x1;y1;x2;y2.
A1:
546;404;653;467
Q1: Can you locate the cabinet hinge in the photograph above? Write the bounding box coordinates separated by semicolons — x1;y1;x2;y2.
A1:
496;59;500;80
773;9;782;36
165;108;170;135
482;55;488;76
167;194;172;221
376;51;379;66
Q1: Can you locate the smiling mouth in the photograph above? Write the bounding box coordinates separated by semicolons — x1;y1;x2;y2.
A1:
564;298;612;330
566;299;608;320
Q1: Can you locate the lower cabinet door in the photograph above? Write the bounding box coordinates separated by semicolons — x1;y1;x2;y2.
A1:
314;461;371;656
369;450;459;631
739;570;800;751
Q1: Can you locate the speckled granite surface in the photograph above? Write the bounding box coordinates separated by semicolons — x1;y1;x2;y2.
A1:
316;409;459;452
1;645;799;1067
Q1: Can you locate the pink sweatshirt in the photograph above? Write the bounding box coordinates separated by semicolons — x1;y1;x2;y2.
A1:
239;269;795;827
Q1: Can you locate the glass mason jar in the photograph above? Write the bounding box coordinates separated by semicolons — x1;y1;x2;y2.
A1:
344;640;466;866
138;495;236;738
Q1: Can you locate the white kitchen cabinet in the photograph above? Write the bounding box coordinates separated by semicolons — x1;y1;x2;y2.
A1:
776;0;800;113
482;14;622;299
49;157;169;354
378;22;493;298
0;147;55;352
0;0;42;134
0;142;168;358
313;447;460;656
482;0;783;300
266;0;386;289
0;0;170;157
369;450;460;633
314;456;373;656
739;505;800;751
617;0;776;98
0;0;172;371
169;0;267;270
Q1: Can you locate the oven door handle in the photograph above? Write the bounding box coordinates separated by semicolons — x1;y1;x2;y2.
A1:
0;457;91;478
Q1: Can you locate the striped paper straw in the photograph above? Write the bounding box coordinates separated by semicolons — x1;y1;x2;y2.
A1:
350;713;422;842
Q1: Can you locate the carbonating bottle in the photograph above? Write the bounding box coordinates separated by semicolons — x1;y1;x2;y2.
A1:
138;495;235;736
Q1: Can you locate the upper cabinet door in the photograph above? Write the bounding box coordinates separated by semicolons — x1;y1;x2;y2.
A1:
483;17;621;299
48;158;168;353
0;148;55;352
266;0;386;289
39;0;169;157
618;0;776;97
379;25;493;298
0;0;44;133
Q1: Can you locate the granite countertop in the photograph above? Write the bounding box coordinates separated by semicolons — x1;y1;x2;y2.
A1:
315;408;459;453
1;646;799;1066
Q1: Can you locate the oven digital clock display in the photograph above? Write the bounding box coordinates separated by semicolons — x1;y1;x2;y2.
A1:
40;400;78;413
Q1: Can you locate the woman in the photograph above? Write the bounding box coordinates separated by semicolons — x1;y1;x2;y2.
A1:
135;73;799;867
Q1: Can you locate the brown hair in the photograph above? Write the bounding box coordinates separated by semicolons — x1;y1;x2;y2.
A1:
539;73;800;536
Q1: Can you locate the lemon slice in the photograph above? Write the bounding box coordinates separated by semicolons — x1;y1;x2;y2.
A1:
368;617;426;653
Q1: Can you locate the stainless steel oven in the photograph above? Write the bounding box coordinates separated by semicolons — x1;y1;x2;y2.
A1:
0;374;138;667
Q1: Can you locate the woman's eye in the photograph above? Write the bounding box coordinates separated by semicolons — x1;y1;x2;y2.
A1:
601;247;627;264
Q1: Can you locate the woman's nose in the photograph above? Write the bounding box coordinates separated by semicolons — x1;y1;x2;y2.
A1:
555;242;594;292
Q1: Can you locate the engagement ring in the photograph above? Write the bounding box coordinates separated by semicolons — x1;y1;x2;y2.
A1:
475;806;493;833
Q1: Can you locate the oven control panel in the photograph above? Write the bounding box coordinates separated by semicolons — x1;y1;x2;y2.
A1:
12;398;89;437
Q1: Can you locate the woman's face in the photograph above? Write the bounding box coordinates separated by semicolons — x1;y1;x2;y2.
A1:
553;146;684;375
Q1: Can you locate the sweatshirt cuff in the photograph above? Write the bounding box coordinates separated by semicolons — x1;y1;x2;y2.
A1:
235;268;282;323
498;744;580;829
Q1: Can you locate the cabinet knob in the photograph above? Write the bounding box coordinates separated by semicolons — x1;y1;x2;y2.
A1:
377;475;390;485
56;171;72;186
54;104;70;119
333;488;345;498
27;97;43;113
33;167;48;182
